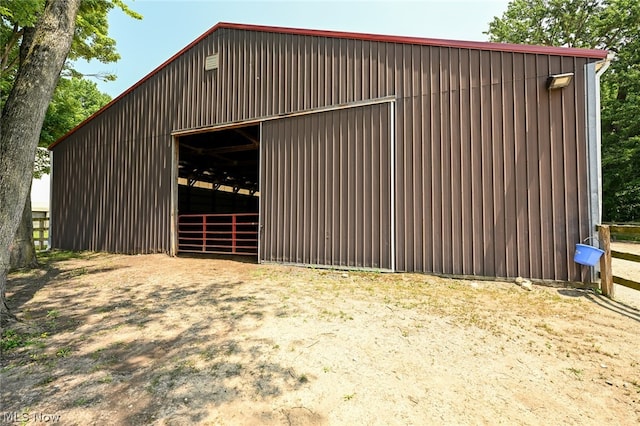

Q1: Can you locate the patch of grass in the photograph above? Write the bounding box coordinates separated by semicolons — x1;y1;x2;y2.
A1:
146;374;164;394
18;408;31;426
181;359;198;371
1;362;18;372
55;347;72;358
567;367;583;379
38;249;86;262
109;323;125;331
68;267;88;277
1;330;48;352
339;311;354;321
611;233;640;243
320;308;354;321
97;374;113;384
157;358;201;384
74;396;90;407
343;393;355;401
298;374;309;383
1;329;23;350
36;376;56;386
89;362;107;373
535;322;559;336
90;348;105;360
211;362;243;377
46;310;59;319
200;347;219;361
29;352;50;363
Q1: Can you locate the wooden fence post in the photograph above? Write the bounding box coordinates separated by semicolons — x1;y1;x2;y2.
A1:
599;225;614;298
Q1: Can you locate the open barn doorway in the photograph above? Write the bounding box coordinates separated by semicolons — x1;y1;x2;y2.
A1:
175;124;260;257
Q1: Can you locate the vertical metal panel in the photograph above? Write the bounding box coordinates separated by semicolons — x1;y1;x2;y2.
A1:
394;45;593;282
260;103;392;269
51;25;598;281
51;82;174;253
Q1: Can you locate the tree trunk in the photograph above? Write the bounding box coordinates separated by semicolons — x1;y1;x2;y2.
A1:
0;0;81;327
10;190;38;270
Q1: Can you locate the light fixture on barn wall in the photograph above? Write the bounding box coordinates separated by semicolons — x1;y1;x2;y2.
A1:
547;72;574;90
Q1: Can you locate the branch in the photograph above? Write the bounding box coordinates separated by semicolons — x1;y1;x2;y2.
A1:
0;24;22;71
60;68;115;81
19;26;36;66
2;54;20;74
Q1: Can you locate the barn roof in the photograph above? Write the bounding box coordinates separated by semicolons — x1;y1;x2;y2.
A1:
49;21;608;150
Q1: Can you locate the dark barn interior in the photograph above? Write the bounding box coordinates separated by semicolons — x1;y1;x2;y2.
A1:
177;124;260;256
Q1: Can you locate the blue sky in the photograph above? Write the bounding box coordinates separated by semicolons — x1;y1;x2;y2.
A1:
75;0;512;98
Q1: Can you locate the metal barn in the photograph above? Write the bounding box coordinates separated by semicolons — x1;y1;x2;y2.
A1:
49;23;609;282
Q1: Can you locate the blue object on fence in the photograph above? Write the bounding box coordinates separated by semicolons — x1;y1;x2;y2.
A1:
574;243;604;266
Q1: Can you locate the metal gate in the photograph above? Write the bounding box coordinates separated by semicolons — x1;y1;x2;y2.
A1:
178;213;259;255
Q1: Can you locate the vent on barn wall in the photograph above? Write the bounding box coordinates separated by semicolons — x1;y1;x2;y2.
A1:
205;53;219;71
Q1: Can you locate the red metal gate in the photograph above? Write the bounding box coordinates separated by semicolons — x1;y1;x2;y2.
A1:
178;213;259;255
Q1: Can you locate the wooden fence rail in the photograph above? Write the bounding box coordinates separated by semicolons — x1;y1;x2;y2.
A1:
597;224;640;298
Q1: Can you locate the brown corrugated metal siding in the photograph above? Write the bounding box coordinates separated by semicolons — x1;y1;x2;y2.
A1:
261;103;393;269
51;25;600;281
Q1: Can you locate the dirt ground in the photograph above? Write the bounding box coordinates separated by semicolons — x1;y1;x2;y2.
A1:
1;246;639;425
611;242;640;310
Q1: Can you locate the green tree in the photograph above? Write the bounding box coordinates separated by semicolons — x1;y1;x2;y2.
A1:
0;0;139;325
600;35;640;221
1;0;138;271
486;0;640;222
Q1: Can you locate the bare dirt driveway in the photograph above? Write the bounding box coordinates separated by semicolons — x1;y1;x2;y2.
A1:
2;251;639;425
612;242;640;310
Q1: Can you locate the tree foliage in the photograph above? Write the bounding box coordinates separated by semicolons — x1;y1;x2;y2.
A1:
1;0;141;78
600;35;640;221
1;0;137;169
1;0;140;114
486;0;640;222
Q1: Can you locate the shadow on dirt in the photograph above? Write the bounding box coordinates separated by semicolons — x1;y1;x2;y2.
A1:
557;288;640;323
6;252;121;315
1;253;319;425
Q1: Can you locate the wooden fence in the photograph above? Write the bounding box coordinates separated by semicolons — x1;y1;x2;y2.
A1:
598;224;640;298
33;216;49;251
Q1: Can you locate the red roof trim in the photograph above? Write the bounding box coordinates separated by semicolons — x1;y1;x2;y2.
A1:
49;22;607;150
222;22;608;59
